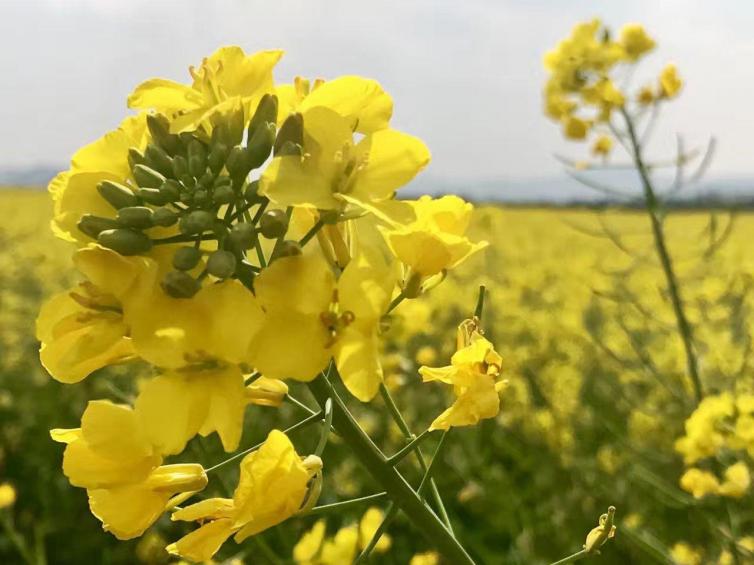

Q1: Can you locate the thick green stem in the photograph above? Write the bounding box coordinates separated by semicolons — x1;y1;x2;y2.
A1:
621;107;703;405
307;374;475;565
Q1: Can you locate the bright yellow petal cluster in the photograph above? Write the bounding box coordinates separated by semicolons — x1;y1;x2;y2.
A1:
618;24;656;61
659;63;683;98
168;430;321;562
420;327;504;431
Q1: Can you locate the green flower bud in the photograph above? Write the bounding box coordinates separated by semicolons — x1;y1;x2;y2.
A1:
206;250;237;279
212;220;229;240
133;164;166;189
137;187;168;205
247;122;276;170
226;145;252;178
248;94;278;135
179;192;194;205
208;143;228;175
78;214;120;239
97;180;139;210
172;155;189;178
213;184;235;204
97;228;153;256
180;174;196;189
116;206;154;229
274;240;303;259
179;210;215;235
173;246;202;271
128;147;146;170
244;180;261;204
193;189;209;206
226;107;246;147
188;139;207;178
144;144;174;177
274;113;304;155
229;222;256;249
159;179;182;202
146;114;182;155
276;140;303;157
152;207;178;227
161;270;200;299
259;209;289;239
198;168;215;190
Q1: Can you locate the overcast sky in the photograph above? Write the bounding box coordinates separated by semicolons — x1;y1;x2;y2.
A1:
2;0;753;188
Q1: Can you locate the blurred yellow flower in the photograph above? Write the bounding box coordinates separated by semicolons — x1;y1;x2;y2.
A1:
562;116;589;140
659;64;683;98
618;24;656;61
410;551;440;565
0;483;16;509
718;462;750;498
679;467;720;499
671;542;704;565
591;135;613;157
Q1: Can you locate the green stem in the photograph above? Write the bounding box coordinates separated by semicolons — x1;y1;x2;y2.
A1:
388;430;433;465
387;292;406;314
1;513;34;565
299;218;325;247
474;285;486;321
307;492;388;516
314;399;333;457
307;373;474;565
379;385;454;533
417;430;450;497
550;549;589;565
621;107;703;405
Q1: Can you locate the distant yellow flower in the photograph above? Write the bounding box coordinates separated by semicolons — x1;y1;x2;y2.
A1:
168;430;321;562
51;400;207;539
359;507;392;552
562;115;589;140
0;483;16;509
128;46;283;133
259;106;429;211
319;525;359;564
592;135;613;157
675;393;735;464
718;462;750;498
618;24;656;61
670;542;704;565
410;551;440;565
420;330;504;430
637;86;655;105
659;64;683;98
415;345;438;366
293;519;327;564
249;252;395;401
276;75;393;133
679;467;720;498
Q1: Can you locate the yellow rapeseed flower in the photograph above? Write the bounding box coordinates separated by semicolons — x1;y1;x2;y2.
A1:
659;64;683;98
0;483;16;509
679;467;720;499
591;135;613;157
718;462;751;498
618;24;656;61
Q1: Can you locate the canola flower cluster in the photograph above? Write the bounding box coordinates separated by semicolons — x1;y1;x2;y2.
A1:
544;19;682;156
35;46;501;562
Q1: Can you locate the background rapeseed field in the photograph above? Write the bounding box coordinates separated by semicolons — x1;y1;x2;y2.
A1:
1;188;751;564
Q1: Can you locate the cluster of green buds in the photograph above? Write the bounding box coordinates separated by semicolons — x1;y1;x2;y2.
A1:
78;94;308;298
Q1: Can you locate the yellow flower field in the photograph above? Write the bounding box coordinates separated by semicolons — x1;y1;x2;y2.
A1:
1;187;751;563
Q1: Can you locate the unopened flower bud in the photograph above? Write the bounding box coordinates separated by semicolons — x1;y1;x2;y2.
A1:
275;240;302;259
128;147;145;170
198;169;215;190
244;180;261;204
248;93;278;135
159;179;182;202
173;247;202;271
146;114;182;155
78;214;120;239
247;122;276;169
179;210;215;235
226;145;252;178
97;180;139;210
97;228;153;256
172;155;189;178
116;206;154;229
213;184;235;204
206;250;237;279
144;144;174;177
208;143;228;175
152;207;178;227
161;270;200;299
212;220;229;240
226;106;246;147
259;209;289;239
229;222;256;249
276;140;303;157
133;164;166;189
180;174;196;189
193;189;209;206
137;187;168;206
187;139;207;178
274;113;304;155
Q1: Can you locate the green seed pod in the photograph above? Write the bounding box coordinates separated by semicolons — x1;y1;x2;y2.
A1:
159;179;182;202
152;207;178;227
247;122;276;170
97;180;139;210
137;187;168;206
226;145;252;178
188;140;207;178
116;206;154;229
144;144;174;177
213;184;235;204
179;210;215;235
133;164;167;189
229;222;256;249
146;114;182;155
244;180;261;204
259;209;289;239
172;154;189;178
97;228;153;256
128;147;146;170
173;246;202;271
274;240;303;259
161;270;201;299
208;143;228;175
78;214;120;239
248;94;278;135
274;113;304;155
206;250;237;279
